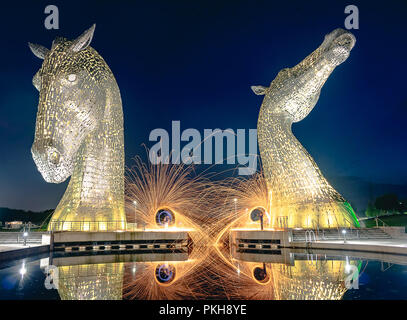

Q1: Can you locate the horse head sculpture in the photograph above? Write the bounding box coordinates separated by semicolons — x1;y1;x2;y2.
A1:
30;25;126;231
252;28;359;228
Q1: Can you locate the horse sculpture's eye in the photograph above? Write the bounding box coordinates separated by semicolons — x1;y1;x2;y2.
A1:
68;74;77;82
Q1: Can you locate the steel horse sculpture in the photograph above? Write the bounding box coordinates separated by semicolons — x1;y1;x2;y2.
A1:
29;25;126;231
252;28;359;228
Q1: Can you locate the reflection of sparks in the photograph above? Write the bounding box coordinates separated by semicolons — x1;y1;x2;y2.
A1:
122;154;215;299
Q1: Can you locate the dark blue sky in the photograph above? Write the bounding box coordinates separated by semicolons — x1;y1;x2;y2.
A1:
0;0;406;211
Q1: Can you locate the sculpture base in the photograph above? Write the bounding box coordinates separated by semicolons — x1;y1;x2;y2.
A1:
269;201;359;229
51;230;190;252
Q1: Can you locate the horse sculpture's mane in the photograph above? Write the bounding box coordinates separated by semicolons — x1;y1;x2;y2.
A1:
30;25;126;231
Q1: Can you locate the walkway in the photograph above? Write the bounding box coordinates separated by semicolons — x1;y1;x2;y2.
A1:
289;238;407;255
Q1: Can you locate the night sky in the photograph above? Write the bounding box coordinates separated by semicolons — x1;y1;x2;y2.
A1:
0;0;406;211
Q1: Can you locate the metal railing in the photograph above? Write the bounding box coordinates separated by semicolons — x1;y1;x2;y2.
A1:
374;217;389;227
0;232;44;244
48;220;128;232
305;230;316;243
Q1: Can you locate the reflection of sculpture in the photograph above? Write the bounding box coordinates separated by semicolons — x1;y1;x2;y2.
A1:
270;259;356;300
238;259;356;300
252;29;359;228
58;263;124;300
223;242;360;300
29;25;126;231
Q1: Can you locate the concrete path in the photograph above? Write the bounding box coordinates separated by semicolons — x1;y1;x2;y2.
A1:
289;238;407;255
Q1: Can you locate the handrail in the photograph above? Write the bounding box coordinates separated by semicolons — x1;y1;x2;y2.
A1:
374;217;389;227
305;230;316;243
48;220;128;232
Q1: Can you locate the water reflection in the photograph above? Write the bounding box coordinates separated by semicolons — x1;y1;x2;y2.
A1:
270;259;357;300
228;247;360;300
2;247;407;300
58;263;124;300
47;245;365;300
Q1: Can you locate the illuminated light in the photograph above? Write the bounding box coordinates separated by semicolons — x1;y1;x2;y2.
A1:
23;232;28;237
19;263;27;277
82;222;90;231
252;28;359;229
68;74;76;82
62;222;70;231
29;25;127;232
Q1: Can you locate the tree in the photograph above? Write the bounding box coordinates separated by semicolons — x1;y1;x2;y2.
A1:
374;193;401;214
365;202;381;217
399;199;407;213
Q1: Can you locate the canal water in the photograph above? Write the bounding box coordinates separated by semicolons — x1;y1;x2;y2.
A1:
1;247;407;300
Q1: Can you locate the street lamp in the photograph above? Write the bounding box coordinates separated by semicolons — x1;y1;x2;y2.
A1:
342;229;347;243
233;198;237;215
22;225;28;246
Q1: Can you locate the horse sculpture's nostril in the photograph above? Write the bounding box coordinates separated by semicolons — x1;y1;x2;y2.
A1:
48;148;61;166
335;33;356;51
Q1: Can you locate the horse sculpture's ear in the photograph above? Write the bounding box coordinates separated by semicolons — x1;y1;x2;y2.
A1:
251;85;268;96
70;24;96;53
28;43;49;60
